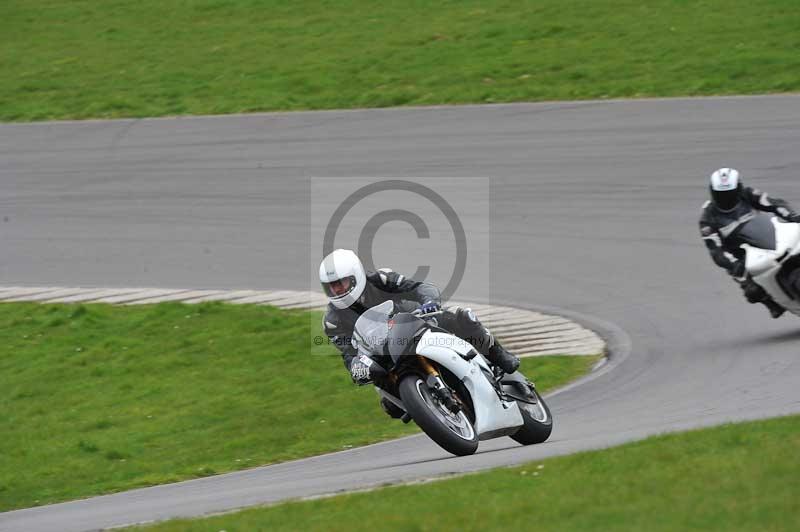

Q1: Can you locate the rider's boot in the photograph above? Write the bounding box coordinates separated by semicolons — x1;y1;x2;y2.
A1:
762;298;786;319
743;279;785;318
380;397;405;419
486;343;520;374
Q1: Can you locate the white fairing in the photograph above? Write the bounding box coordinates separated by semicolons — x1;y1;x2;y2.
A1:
742;218;800;314
414;330;523;437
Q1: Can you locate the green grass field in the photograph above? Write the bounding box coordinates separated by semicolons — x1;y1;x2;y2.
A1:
2;0;799;121
0;302;596;511
135;414;800;532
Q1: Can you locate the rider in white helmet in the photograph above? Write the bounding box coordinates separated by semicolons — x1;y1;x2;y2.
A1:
319;248;369;310
319;249;520;416
699;168;800;318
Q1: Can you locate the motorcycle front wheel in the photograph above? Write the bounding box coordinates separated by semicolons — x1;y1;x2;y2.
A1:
398;374;479;456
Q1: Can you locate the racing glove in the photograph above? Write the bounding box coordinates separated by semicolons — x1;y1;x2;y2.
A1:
349;354;387;386
418;301;441;314
732;261;747;282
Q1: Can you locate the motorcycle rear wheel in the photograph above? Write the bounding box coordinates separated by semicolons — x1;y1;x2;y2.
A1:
398;374;479;456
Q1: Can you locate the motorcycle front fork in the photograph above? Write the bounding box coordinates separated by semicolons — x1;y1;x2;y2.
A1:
418;355;461;412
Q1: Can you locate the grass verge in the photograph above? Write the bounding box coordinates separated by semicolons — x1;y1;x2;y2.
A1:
2;1;800;121
134;414;800;532
0;302;596;511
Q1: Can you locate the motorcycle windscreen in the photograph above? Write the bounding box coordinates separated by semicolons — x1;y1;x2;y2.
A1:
353;300;394;354
735;213;777;250
386;313;427;362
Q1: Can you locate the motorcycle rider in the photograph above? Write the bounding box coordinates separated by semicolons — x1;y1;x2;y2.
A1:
319;249;520;415
699;168;800;318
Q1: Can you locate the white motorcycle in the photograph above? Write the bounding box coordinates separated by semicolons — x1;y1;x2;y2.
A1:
353;300;552;456
740;213;800;315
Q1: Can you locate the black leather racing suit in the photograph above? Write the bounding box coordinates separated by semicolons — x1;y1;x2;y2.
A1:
322;269;498;379
699;186;799;305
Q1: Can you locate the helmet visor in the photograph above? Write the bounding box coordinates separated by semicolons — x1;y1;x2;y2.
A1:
322;275;356;299
712;187;740;211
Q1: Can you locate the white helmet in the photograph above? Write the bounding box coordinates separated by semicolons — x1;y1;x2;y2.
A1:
709;167;742;211
319;249;367;309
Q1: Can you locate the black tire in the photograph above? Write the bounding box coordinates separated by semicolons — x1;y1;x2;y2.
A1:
510;386;553;445
398;374;479;456
789;268;800;297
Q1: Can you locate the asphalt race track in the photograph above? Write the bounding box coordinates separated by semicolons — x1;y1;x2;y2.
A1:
2;96;800;531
